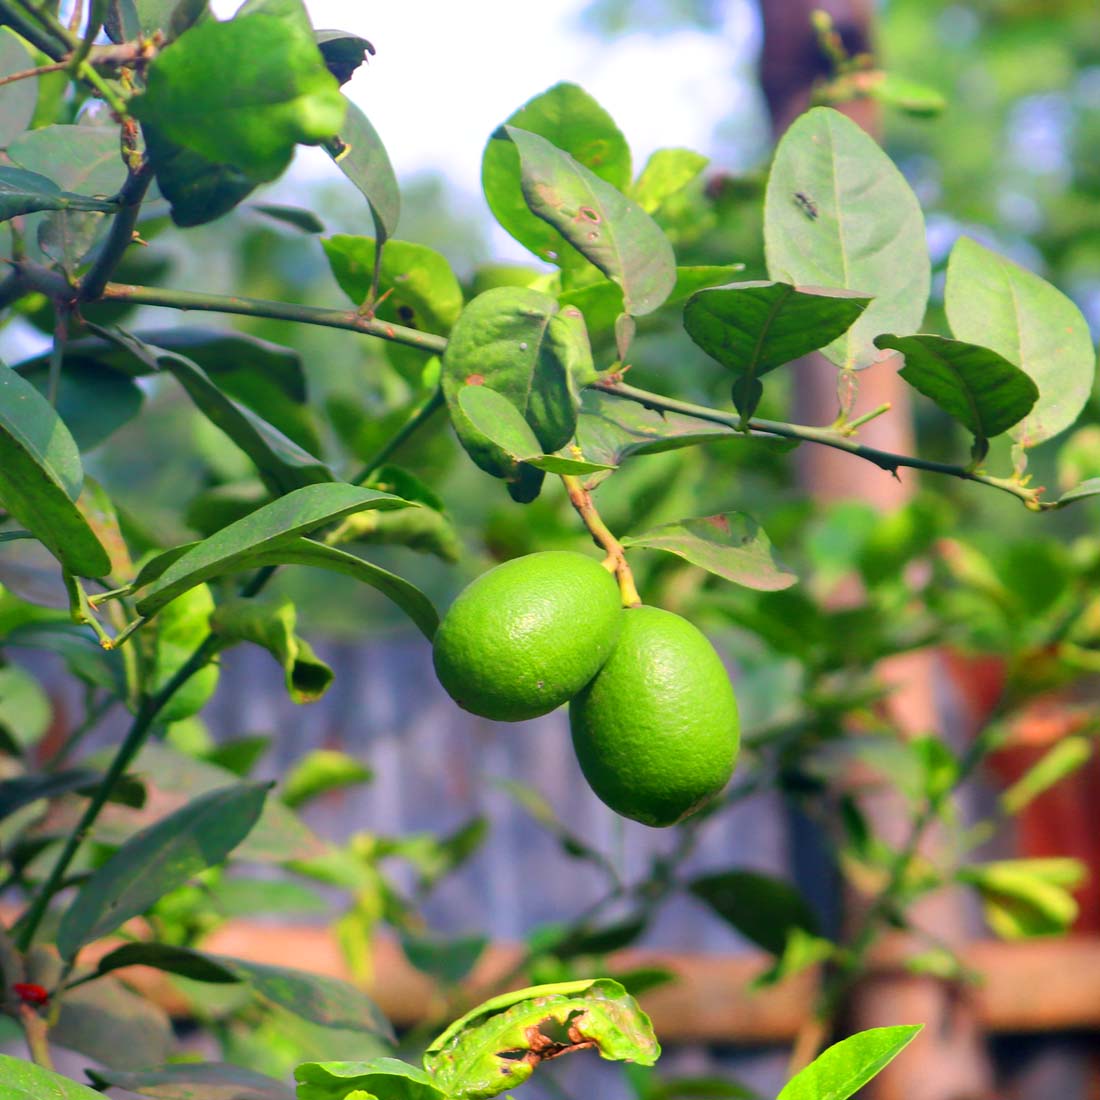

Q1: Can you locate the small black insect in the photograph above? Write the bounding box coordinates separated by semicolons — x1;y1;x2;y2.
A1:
792;191;819;220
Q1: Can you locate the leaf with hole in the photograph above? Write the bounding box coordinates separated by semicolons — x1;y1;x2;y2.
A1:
0;363;110;577
945;236;1096;448
424;979;659;1100
133;483;412;617
327;100;399;241
212;597;335;704
56;781;270;959
764;107;930;369
875;333;1038;442
323;235;460;332
507;127;676;316
131;0;345;182
483;82;631;265
622;513;796;591
316;29;374;85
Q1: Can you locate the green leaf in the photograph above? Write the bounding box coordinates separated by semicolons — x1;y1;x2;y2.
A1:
140;122;260;227
323;236;461;332
239;537;439;641
442;286;596;490
631;148;709;213
209;875;328;917
101;742;323;864
0;662;52;750
750;927;835;990
92;325;332;496
2;621;124;695
18;357;144;452
0;768;100;818
211;598;334;704
867;73;946;117
56;781;270;959
483;83;631;264
316;29;374;85
281;749;372;809
456;385;613;476
9;124;126;196
764;107;930;369
336;503;461;564
296;1057;445;1100
1001;737;1093;814
87;1062;294;1100
152;583;221;722
958;858;1086;939
507;127;675;316
28;325;319;453
0;1053;109;1099
0;30;38;148
52;976;173;1070
560;264;744;336
0;166;119;221
945;237;1096;448
570;389;793;490
131;0;345;183
80;941;242;985
776;1026;922;1100
327;101;400;241
875;333;1038;442
684;281;870;417
424;979;659;1100
622;513;796;591
252;202;325;233
689;870;819;955
133;483;410;617
213;955;395;1040
0;363;110;577
1058;478;1100;506
401;931;487;985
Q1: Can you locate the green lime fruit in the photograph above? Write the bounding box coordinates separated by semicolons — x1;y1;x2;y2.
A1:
433;551;623;722
569;605;739;827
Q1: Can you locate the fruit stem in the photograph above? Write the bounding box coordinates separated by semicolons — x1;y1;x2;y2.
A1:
560;475;641;608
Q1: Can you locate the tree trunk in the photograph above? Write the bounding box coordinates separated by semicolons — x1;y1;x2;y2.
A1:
757;2;996;1097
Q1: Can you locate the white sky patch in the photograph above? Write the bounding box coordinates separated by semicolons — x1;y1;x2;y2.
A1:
213;0;752;258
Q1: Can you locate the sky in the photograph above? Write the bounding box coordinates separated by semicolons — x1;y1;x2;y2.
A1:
213;0;765;259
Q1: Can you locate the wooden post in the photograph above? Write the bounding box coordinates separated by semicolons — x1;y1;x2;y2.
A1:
757;2;996;1096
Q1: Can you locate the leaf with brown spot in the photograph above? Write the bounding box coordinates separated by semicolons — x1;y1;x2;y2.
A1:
423;979;659;1100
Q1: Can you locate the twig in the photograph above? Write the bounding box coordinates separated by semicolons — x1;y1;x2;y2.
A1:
560;474;641;607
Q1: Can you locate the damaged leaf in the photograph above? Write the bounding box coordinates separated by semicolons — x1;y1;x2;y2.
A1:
423;979;659;1100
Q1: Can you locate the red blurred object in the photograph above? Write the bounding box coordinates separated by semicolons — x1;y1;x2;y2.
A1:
12;982;49;1006
944;649;1100;932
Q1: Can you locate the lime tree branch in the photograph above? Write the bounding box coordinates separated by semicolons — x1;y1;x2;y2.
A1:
101;281;448;356
560;474;641;607
596;380;1051;511
7;272;1057;509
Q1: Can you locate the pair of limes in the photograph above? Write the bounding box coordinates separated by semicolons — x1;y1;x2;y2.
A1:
432;552;739;827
